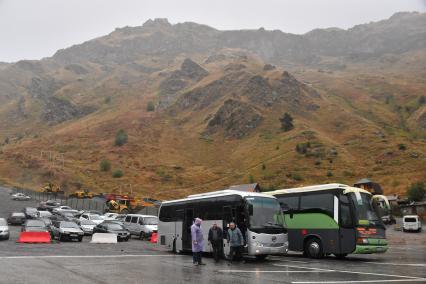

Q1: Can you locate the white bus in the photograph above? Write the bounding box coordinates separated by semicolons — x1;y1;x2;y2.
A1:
157;189;288;259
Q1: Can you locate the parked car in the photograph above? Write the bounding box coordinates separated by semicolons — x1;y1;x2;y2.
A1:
57;211;79;221
22;219;48;232
7;212;26;225
403;215;422;232
39;218;53;232
79;213;104;225
52;206;78;214
38;200;61;211
24;207;39;219
51;221;84;241
103;213;120;221
38;211;52;218
11;193;31;201
0;218;10;240
123;214;158;240
77;220;97;235
93;222;130;241
381;215;396;225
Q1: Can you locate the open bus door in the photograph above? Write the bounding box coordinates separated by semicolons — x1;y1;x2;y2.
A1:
182;208;194;251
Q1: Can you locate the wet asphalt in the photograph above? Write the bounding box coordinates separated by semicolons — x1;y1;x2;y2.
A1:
0;186;425;284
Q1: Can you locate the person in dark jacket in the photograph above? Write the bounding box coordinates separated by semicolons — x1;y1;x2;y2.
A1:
227;222;244;262
208;223;223;262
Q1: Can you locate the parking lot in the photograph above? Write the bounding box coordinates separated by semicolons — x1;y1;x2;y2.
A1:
0;186;425;284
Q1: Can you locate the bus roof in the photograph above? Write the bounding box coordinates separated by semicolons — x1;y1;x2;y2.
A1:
263;183;371;195
161;189;276;205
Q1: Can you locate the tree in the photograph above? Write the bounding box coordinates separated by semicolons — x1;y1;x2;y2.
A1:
147;101;155;112
100;159;111;172
115;129;128;146
248;174;255;183
112;169;124;178
280;113;294;132
406;182;425;202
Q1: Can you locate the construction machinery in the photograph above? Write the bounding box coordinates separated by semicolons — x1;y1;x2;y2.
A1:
40;182;64;194
105;194;155;214
70;190;95;199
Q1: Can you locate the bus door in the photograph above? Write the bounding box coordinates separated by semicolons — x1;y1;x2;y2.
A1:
182;208;194;251
338;194;356;254
222;206;233;257
175;209;184;252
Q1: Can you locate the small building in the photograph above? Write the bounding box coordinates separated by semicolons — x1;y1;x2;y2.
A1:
228;183;261;193
386;194;399;207
400;201;426;220
354;178;383;195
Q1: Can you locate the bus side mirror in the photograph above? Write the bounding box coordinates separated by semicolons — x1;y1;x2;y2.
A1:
248;204;253;216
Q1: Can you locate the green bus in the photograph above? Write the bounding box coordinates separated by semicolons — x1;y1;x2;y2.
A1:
265;183;389;258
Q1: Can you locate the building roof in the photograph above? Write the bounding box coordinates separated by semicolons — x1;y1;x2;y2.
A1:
228;183;260;192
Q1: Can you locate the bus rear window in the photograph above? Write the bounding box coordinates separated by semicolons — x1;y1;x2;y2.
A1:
404;218;417;222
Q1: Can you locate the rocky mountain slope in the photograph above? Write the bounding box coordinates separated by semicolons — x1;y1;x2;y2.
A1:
0;13;425;199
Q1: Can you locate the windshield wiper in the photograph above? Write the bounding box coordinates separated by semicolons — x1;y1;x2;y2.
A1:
263;222;282;228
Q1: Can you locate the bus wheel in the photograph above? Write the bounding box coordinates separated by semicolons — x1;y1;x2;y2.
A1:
305;238;324;259
334;253;347;259
255;255;267;261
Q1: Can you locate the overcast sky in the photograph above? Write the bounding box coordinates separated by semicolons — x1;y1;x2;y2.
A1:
0;0;425;62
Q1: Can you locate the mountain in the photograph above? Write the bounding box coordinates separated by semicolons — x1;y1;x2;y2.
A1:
0;13;425;199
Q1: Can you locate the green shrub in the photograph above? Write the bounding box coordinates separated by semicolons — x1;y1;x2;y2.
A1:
248;174;255;183
115;129;128;146
112;169;124;178
326;171;333;177
147;101;155;112
261;163;266;170
280;113;294;132
292;173;303;181
406;182;425;202
398;144;407;151
100;159;111;172
104;96;111;104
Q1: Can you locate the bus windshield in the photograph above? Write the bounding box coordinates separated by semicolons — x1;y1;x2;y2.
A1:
348;192;382;227
245;197;285;233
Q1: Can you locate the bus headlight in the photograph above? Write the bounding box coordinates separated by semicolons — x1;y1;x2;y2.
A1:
357;238;369;244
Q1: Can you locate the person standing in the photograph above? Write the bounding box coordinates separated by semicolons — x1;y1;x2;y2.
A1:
208;223;223;262
191;218;205;266
227;222;244;263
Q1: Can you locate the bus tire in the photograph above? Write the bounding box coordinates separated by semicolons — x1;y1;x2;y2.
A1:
305;237;324;259
255;255;267;261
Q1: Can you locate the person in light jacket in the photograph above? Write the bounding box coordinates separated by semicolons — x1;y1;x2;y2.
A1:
227;222;244;262
191;217;205;266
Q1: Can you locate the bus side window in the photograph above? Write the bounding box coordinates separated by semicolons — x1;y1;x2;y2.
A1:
339;195;353;227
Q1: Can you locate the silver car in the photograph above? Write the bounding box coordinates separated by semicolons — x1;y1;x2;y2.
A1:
11;193;31;201
0;218;10;240
51;221;84;242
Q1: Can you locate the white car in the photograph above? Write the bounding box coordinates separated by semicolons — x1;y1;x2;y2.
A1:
103;213;119;221
403;215;422;232
78;219;97;235
79;213;104;225
11;193;31;201
0;218;10;240
53;206;78;214
38;210;52;218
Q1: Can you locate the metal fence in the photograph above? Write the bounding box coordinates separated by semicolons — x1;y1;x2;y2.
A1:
11;187;159;216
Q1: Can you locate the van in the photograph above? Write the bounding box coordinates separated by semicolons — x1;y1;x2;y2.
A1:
402;215;422;232
123;214;158;239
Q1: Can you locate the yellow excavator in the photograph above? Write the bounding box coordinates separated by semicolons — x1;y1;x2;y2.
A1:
106;196;155;214
40;182;64;194
70;189;95;199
